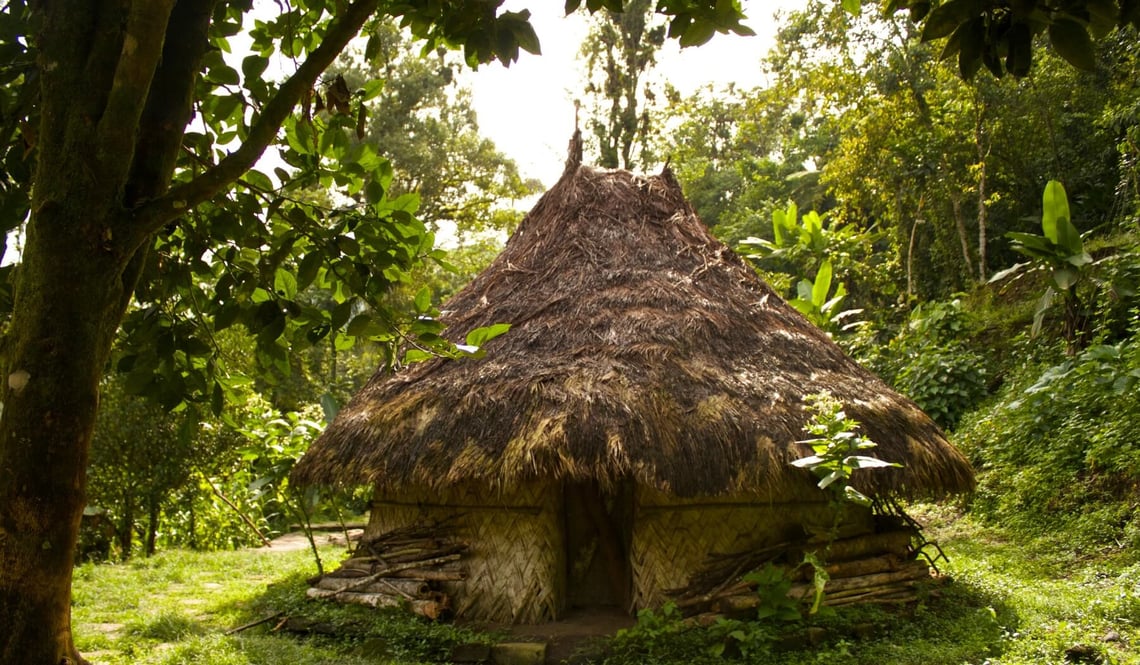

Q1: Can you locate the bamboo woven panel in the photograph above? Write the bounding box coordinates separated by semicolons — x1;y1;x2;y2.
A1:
368;482;564;623
630;491;872;609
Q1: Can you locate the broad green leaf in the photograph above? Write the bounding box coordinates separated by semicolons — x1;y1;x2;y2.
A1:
843;486;873;507
812;260;833;308
844;455;900;469
413;286;432;314
1049;19;1096;72
921;0;975;42
796;278;814;304
512;18;541;55
241;54;268;80
772;208;787;246
273;267;297;299
295;252;321;291
679;20;717;47
1005;20;1032;77
403;348;433;364
346;313;374;337
465;322;511;347
818;470;844;489
1052;266;1079;290
957;16;985;79
1041;180;1071;245
1031;286;1056;337
319;393;340;421
790;455;824;468
987;261;1030;283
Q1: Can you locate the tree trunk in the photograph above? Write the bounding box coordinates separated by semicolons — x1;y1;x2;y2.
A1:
146;497;160;557
0;2;166;659
119;496;135;561
0;0;377;658
951;195;975;280
974;96;989;282
0;206;138;664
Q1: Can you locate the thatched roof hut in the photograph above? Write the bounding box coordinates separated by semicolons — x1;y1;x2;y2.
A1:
293;143;974;623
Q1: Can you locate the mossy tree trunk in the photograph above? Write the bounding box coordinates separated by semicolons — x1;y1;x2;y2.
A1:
0;1;377;661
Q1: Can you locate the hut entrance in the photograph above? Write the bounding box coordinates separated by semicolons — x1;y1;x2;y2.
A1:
563;481;633;611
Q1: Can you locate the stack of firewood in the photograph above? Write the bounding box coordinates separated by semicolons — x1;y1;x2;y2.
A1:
670;530;934;619
306;523;467;620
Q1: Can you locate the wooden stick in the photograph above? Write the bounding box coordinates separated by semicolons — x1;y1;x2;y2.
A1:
224;611;284;635
305;589;448;619
386;568;466;581
793;531;914;562
315;576;431;597
787;562;930;599
200;472;272;548
314;553;462;595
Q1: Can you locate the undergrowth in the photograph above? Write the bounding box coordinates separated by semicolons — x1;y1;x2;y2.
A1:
588;511;1139;665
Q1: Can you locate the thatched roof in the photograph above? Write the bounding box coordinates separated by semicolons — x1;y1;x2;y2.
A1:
292;148;974;500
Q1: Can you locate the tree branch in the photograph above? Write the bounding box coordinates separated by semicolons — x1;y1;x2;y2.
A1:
123;0;218;207
128;0;381;250
96;0;176;184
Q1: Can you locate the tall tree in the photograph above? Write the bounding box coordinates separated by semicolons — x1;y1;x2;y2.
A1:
579;0;667;169
0;1;751;662
338;22;540;236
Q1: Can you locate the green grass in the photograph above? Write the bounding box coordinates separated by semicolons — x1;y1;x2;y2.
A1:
72;545;486;665
71;516;1139;665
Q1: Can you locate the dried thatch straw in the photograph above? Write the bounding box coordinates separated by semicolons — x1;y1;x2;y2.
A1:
292;140;974;501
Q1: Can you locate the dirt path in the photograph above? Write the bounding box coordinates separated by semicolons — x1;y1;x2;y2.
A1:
263;528;363;551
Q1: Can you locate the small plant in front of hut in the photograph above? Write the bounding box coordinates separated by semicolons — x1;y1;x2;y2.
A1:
741;563;801;622
791;391;901;613
792;392;901;509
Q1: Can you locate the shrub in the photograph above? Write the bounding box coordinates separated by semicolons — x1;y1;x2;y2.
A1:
955;313;1140;550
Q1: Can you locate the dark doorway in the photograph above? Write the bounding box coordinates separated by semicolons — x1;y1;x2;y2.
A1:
563;480;633;610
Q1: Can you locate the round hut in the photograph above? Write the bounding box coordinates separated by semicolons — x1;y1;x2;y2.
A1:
291;140;975;623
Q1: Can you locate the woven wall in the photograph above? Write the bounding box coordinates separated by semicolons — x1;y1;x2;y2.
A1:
630;488;874;609
367;482;565;623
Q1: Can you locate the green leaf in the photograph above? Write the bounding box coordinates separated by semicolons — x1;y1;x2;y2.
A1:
319;393;340;421
921;0;976;42
273;267;297;299
957;16;985;79
1041;180;1070;245
330;300;354;330
679;20;717;47
404;348;433;364
241;54;268;81
1049;19;1096;71
413;286;432;314
1031;286;1056;337
1005;20;1033;77
296;252;321;291
843;485;873;507
841;0;862;14
465;322;511;347
512;19;541;55
1053;266;1080;290
210;382;224;416
346;313;374;337
812;260;833;308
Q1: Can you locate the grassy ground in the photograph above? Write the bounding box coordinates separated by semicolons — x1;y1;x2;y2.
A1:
71;513;1138;665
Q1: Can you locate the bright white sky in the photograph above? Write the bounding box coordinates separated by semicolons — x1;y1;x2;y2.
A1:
463;0;803;187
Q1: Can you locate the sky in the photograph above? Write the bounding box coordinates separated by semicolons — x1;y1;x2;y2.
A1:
462;0;803;187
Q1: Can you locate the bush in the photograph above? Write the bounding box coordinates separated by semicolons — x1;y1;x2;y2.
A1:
872;299;989;430
955;315;1140;550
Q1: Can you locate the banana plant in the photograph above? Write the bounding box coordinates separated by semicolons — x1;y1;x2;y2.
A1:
994;180;1092;346
789;259;864;333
